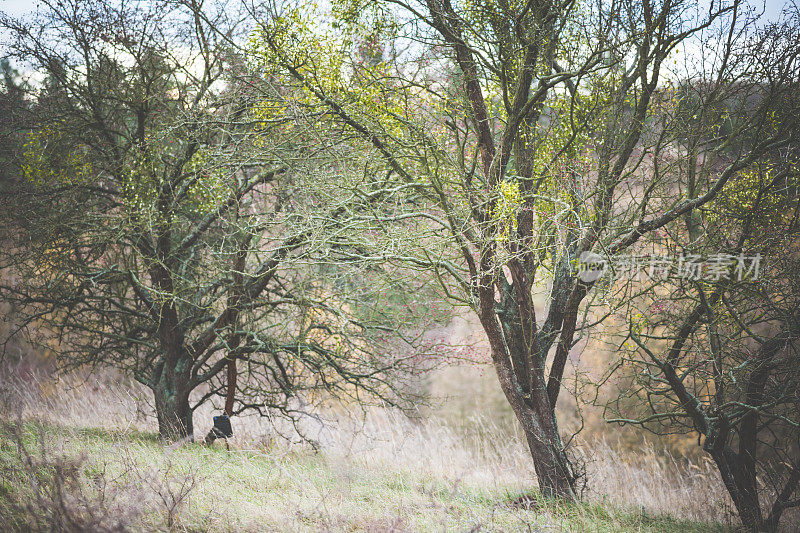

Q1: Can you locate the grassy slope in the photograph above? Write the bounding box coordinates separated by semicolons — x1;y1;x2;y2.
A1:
1;422;734;533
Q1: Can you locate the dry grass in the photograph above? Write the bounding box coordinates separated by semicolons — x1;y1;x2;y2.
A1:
0;418;734;532
0;359;756;532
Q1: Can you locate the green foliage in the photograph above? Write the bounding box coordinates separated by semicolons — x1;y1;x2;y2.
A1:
119;146;230;225
22;125;92;187
493;179;521;243
249;5;409;143
708;162;798;230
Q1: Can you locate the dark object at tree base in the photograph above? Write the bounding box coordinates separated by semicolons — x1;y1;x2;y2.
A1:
204;415;233;448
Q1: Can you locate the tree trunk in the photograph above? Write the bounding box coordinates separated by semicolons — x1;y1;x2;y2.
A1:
521;366;576;500
478;272;577;501
485;322;576;499
522;411;576;499
501;379;576;499
153;381;193;440
490;289;577;500
152;355;194;441
711;447;764;531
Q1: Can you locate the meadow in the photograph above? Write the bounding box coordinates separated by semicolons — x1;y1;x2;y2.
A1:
0;358;749;532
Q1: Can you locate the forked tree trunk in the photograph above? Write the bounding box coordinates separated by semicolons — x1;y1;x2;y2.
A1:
484;309;576;500
486;276;577;500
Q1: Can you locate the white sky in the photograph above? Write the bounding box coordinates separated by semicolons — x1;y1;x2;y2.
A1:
1;0;793;69
0;0;41;18
0;0;791;17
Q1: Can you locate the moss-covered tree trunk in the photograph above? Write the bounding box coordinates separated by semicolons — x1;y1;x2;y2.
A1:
151;352;194;440
479;275;577;501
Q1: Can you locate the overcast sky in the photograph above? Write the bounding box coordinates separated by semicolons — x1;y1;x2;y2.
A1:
1;0;792;22
0;0;793;53
0;0;39;18
0;0;792;18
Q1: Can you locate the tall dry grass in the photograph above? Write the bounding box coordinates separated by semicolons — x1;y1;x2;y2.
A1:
0;357;756;532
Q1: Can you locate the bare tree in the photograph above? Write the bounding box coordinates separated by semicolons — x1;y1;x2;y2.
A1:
246;0;800;499
0;0;437;440
607;157;799;531
604;15;800;527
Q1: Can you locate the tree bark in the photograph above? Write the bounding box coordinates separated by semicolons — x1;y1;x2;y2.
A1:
522;391;576;499
152;353;194;441
710;446;764;531
500;368;576;499
482;302;576;500
524;425;576;499
154;389;193;441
